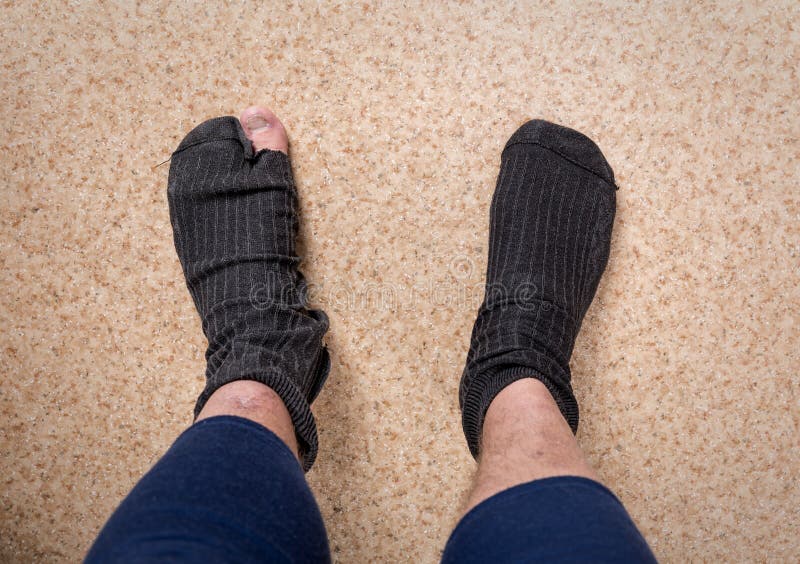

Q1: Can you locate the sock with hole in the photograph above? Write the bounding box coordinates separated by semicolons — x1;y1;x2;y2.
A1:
167;116;330;471
460;119;617;458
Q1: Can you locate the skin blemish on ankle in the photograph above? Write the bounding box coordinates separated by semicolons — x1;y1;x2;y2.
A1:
227;390;279;412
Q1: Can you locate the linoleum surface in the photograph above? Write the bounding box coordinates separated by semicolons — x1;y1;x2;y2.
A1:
1;1;798;561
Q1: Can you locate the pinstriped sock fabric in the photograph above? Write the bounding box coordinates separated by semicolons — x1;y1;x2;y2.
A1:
460;120;617;459
167;116;330;471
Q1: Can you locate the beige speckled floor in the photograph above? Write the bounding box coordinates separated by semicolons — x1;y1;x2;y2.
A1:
2;1;798;562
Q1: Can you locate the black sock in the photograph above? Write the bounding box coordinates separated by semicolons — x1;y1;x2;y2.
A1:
167;117;330;471
460;120;617;458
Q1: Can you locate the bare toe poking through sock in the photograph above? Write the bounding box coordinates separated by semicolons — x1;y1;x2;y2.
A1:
240;105;289;155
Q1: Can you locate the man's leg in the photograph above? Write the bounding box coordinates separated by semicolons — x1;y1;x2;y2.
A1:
444;381;656;562
196;380;300;454
87;107;331;562
444;121;656;563
463;378;598;512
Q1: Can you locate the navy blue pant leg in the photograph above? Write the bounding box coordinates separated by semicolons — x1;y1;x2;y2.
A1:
442;476;656;563
87;416;330;563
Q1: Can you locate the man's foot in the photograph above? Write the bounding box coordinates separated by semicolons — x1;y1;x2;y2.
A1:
239;105;289;154
167;106;330;471
460;120;617;458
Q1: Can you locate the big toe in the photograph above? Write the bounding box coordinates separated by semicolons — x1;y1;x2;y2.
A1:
240;106;289;155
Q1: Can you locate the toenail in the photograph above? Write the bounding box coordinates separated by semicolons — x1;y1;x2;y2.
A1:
247;115;271;131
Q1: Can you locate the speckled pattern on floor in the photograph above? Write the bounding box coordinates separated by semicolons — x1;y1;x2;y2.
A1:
1;1;798;562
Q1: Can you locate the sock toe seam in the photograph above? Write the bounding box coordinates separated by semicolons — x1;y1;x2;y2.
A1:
503;140;618;189
171;136;245;157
